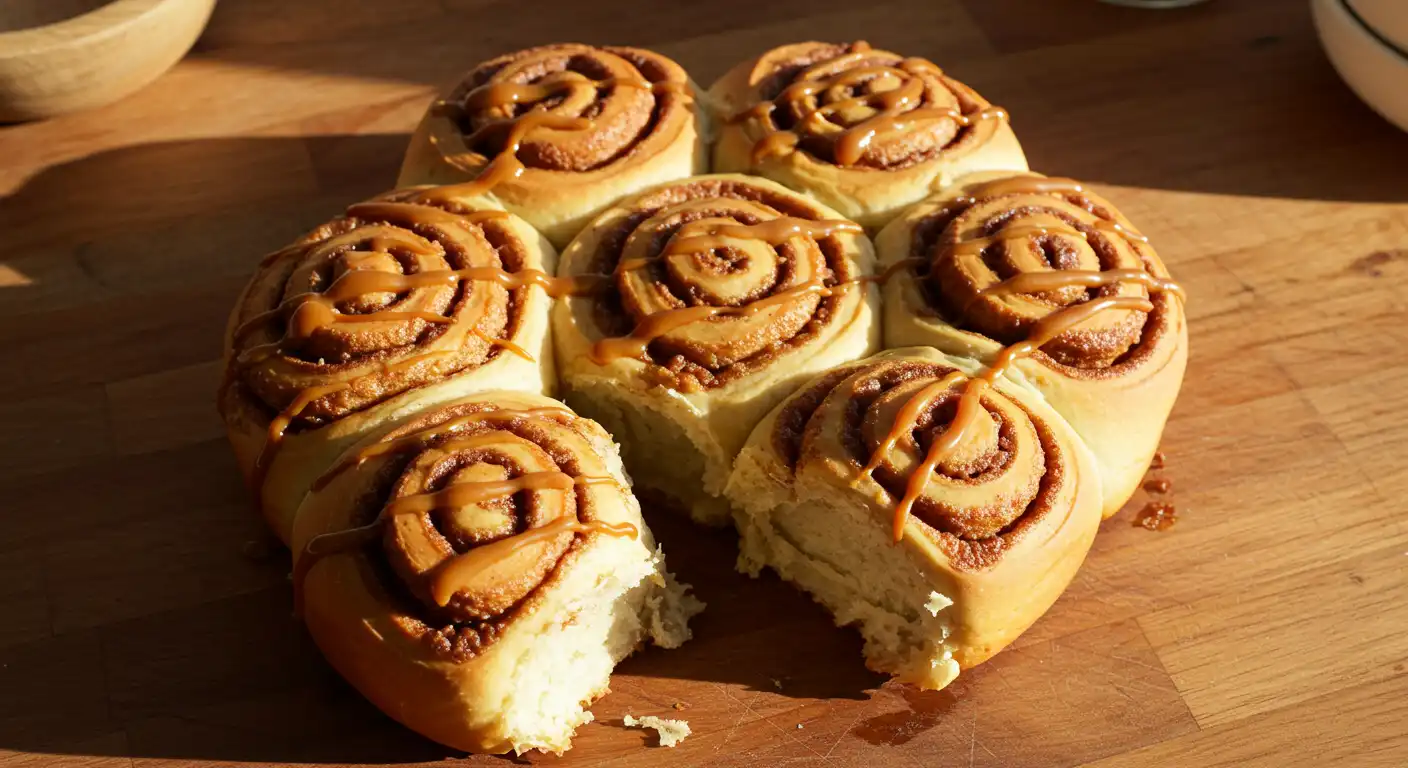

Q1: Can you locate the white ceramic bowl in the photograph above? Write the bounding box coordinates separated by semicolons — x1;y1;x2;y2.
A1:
1313;0;1408;132
1348;0;1408;51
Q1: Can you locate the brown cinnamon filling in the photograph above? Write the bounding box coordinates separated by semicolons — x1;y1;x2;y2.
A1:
573;179;870;390
910;175;1181;376
786;360;1067;570
731;41;1008;169
293;403;639;661
421;44;693;200
226;199;568;509
771;175;1185;545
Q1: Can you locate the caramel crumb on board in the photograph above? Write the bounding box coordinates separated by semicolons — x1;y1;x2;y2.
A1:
1134;501;1178;531
1143;477;1173;494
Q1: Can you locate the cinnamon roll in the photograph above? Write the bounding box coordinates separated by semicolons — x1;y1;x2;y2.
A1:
726;348;1102;688
219;194;558;545
292;390;701;754
398;43;710;248
876;172;1188;517
710;41;1027;231
553;174;881;525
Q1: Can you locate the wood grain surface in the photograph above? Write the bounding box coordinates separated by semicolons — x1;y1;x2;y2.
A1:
2;1;1406;766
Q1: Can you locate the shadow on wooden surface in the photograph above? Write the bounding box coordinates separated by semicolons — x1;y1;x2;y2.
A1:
0;133;891;766
184;0;1408;204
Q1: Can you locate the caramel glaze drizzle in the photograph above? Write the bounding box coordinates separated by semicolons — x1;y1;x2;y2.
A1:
310;405;573;491
587;217;865;364
234;202;596;505
613;217;863;274
731;41;1009;167
421;75;690;202
292;469;636;616
428;513;637;607
949;176;1152;247
855;177;1188;542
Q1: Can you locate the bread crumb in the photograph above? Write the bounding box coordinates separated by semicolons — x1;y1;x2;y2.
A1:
796;723;804;729
672;702;686;711
623;714;691;747
772;678;783;690
925;591;953;616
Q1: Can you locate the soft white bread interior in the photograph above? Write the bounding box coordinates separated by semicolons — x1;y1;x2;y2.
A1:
726;348;1103;687
553;174;881;525
291;391;702;754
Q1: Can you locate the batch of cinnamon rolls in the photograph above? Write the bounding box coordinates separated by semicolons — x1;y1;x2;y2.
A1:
218;40;1187;755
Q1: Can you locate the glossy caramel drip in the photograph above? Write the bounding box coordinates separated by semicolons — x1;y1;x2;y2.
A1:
589;279;838;364
738;45;1007;167
424;73;689;201
1144;477;1172;494
751;132;800;164
968;176;1091;198
983;268;1186;303
420;112;594;201
987;295;1154;373
660;217;864;259
832;106;1007;167
1133;501;1177;531
590;217;865;363
948;219;1152;261
861;179;1185;542
429;512;636;607
235;207;565;351
471;328;534;361
249;351;454;498
852;371;967;487
311;406;573;491
463;73;649;111
292;472;633;614
877;294;1162;542
453;265;603;297
234;199;592;500
612;217;859;273
1150;451;1167;470
961;176;1148;241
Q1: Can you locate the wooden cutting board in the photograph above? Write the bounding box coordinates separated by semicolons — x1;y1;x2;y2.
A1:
1;1;1406;766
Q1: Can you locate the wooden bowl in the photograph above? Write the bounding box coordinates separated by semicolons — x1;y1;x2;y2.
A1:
0;0;215;122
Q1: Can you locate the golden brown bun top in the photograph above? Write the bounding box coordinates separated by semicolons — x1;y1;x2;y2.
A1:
768;350;1082;571
295;391;638;658
222;195;546;430
712;41;1005;171
427;43;694;176
879;171;1184;379
557;173;874;391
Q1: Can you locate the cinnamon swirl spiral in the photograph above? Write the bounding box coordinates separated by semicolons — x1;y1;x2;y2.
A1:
876;172;1188;517
710;41;1028;231
399;43;709;248
292;391;700;754
219;195;558;544
726;348;1102;689
553;174;880;525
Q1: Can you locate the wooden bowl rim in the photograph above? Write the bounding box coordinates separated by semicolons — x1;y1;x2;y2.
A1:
0;0;181;59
